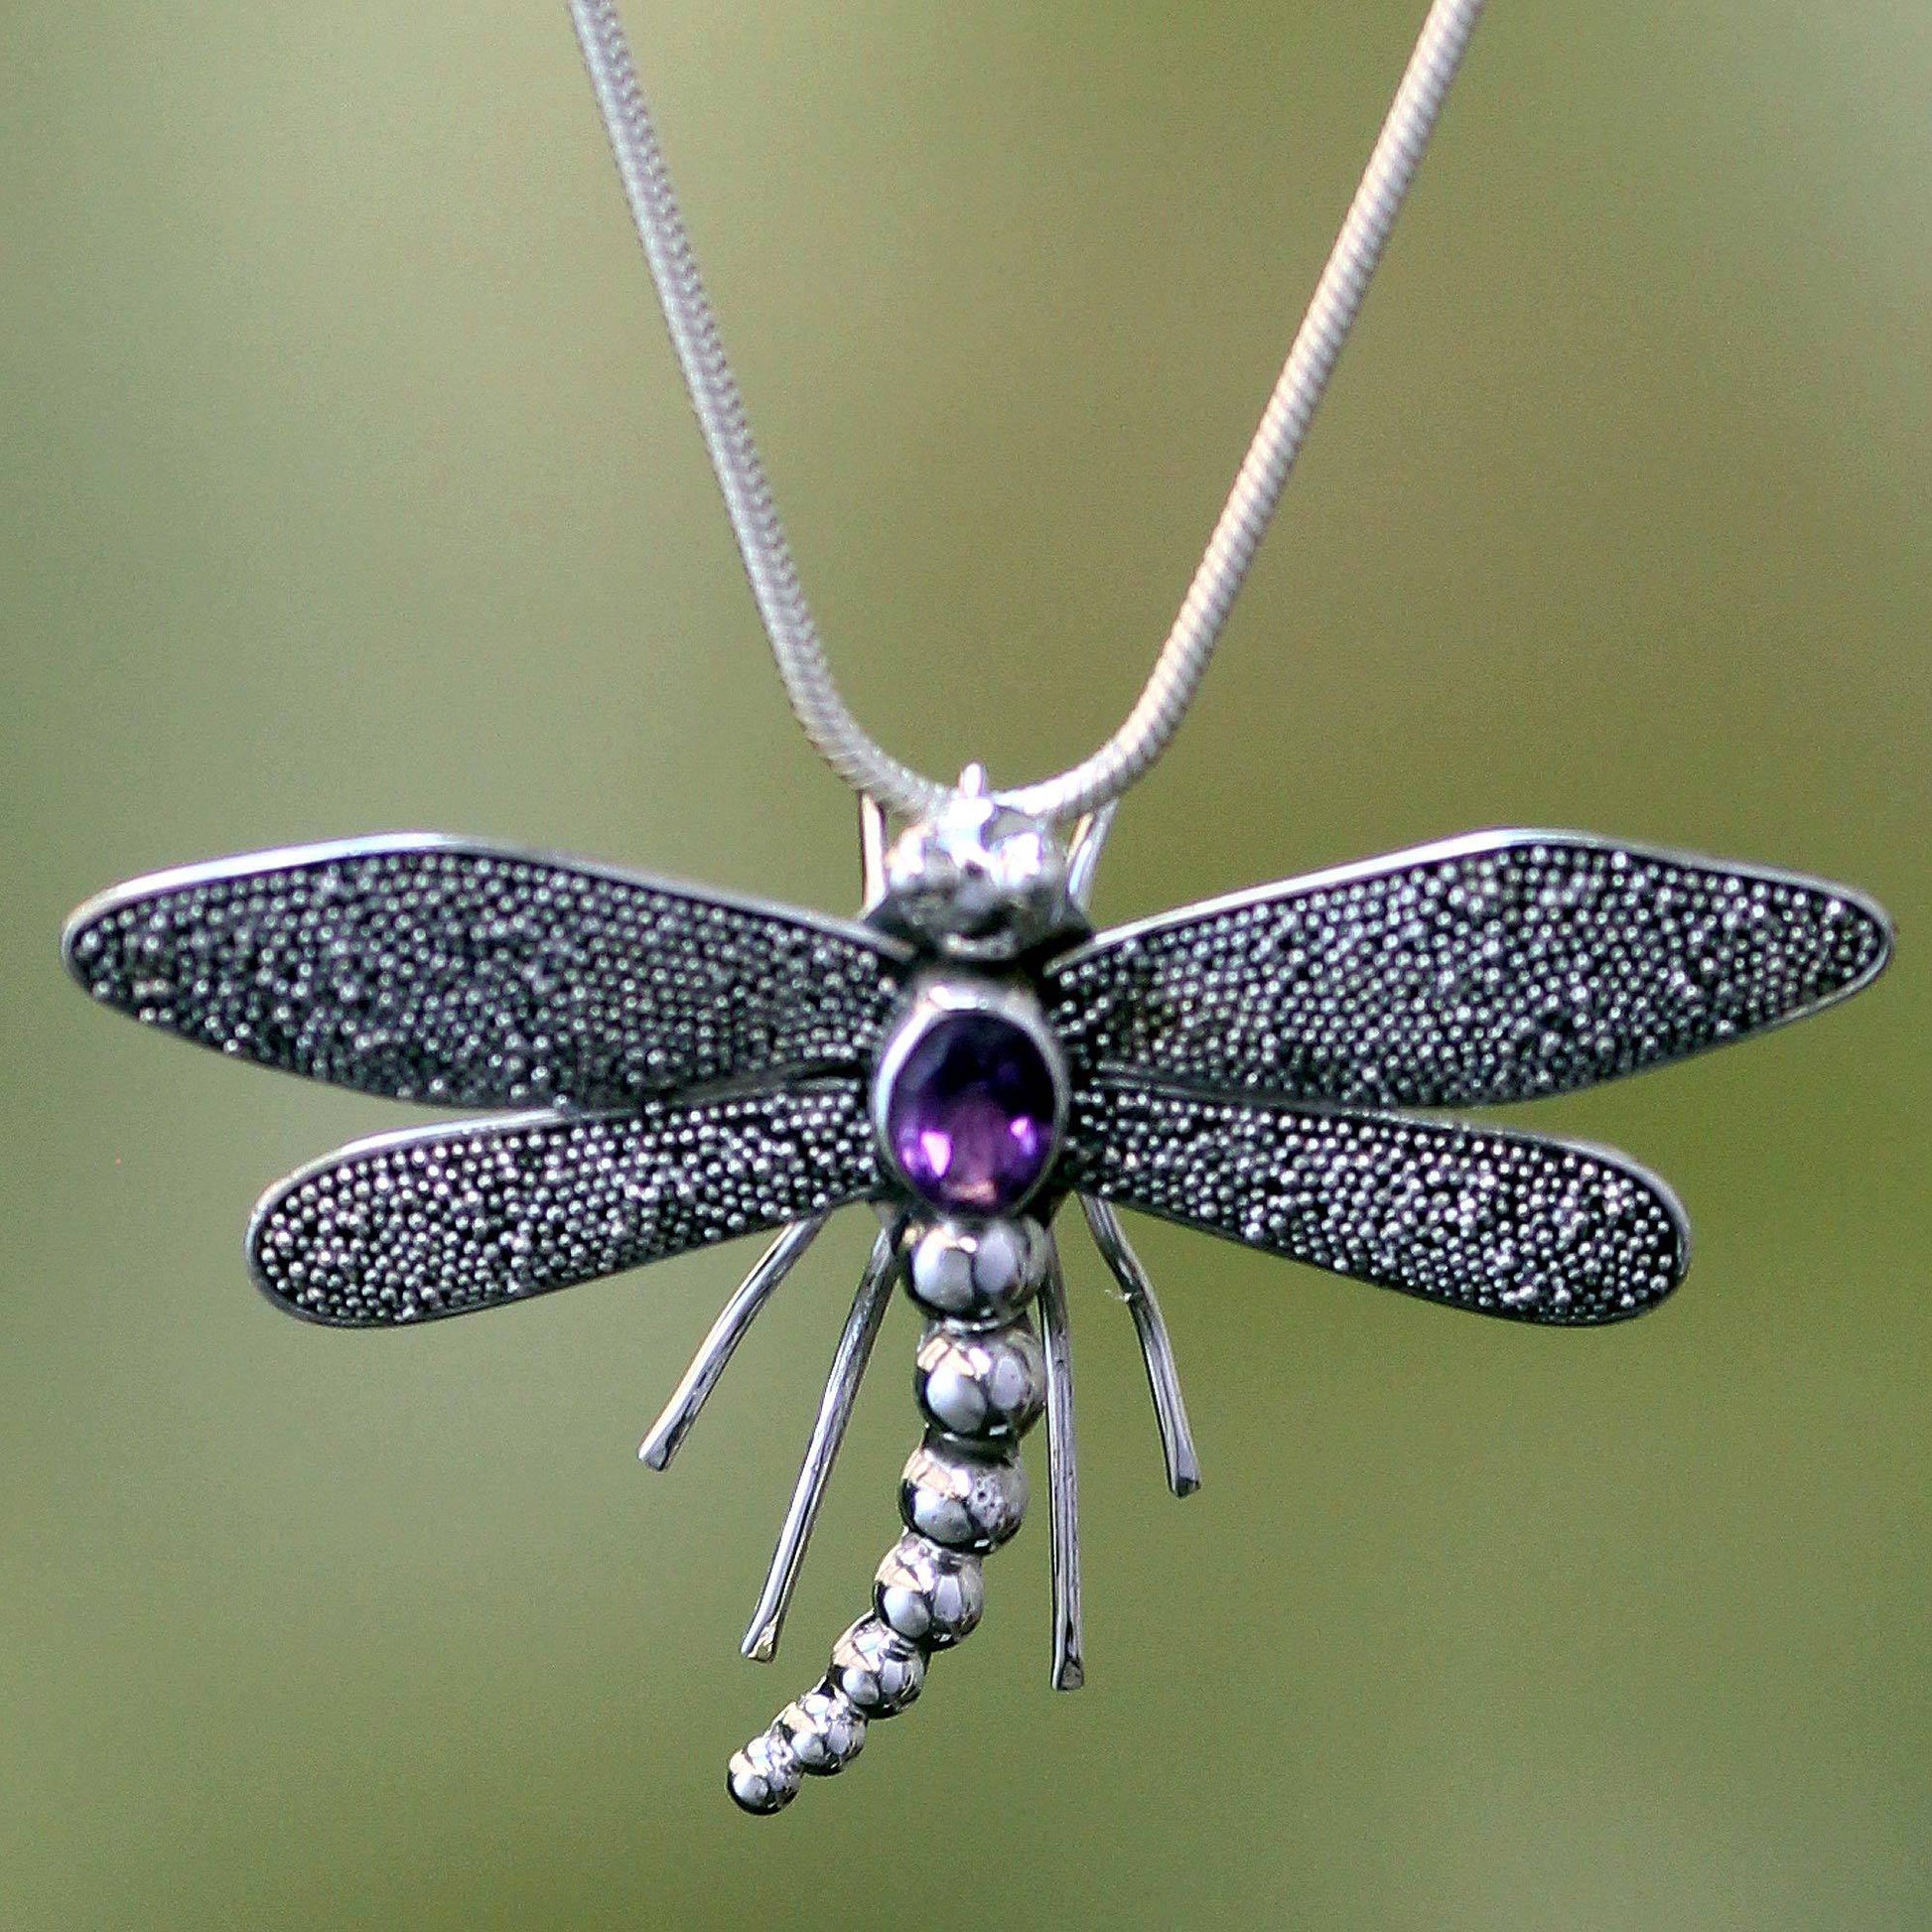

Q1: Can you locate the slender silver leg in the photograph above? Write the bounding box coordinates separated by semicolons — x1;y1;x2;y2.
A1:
637;793;906;1484
1070;801;1203;1499
651;797;887;1473
639;1213;830;1470
741;1225;900;1663
1079;1194;1202;1498
1036;1231;1084;1691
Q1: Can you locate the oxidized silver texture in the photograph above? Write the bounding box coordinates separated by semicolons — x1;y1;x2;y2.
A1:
1044;831;1888;1108
1062;1090;1686;1324
248;1082;879;1326
64;812;1893;1813
64;837;907;1109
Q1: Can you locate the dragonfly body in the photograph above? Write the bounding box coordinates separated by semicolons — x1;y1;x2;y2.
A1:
64;799;1890;1807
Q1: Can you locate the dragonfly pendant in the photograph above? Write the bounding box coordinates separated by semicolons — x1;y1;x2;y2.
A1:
64;784;1889;1810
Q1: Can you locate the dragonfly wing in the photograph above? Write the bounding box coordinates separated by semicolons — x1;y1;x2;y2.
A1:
1060;1081;1689;1325
65;835;909;1108
247;1075;884;1326
1043;830;1890;1108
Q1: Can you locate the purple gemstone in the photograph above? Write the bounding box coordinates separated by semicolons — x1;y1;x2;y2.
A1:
884;1010;1059;1214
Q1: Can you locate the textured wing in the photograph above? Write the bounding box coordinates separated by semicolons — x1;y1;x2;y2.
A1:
1044;831;1890;1109
247;1076;882;1326
64;836;909;1108
1060;1082;1688;1325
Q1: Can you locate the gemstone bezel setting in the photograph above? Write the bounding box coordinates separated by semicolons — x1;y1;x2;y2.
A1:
871;976;1069;1217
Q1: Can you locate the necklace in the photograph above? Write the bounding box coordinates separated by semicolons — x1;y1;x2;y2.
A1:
62;0;1891;1815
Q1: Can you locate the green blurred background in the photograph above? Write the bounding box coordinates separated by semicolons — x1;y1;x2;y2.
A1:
3;0;1926;1924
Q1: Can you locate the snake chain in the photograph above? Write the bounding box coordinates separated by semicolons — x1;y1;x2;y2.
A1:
567;0;1488;824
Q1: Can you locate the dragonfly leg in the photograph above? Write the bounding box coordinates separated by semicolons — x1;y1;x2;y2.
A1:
1037;1228;1084;1690
639;1213;830;1470
741;1224;900;1664
1078;1194;1201;1498
663;801;891;1476
726;796;897;1643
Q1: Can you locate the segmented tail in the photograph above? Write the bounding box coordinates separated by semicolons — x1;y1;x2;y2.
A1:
729;1217;1047;1812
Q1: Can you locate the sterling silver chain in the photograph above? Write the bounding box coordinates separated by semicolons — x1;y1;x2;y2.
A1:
567;0;1488;825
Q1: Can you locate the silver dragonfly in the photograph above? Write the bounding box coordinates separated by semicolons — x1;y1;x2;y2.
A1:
63;786;1890;1810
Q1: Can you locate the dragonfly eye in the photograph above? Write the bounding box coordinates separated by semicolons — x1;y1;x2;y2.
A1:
872;979;1067;1216
877;791;1073;960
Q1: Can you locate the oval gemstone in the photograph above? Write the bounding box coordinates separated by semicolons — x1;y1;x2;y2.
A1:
883;1009;1058;1214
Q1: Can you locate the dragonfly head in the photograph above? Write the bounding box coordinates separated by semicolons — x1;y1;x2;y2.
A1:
875;770;1076;962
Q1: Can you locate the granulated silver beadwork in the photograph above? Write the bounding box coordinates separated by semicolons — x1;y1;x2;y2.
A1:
64;802;1891;1810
